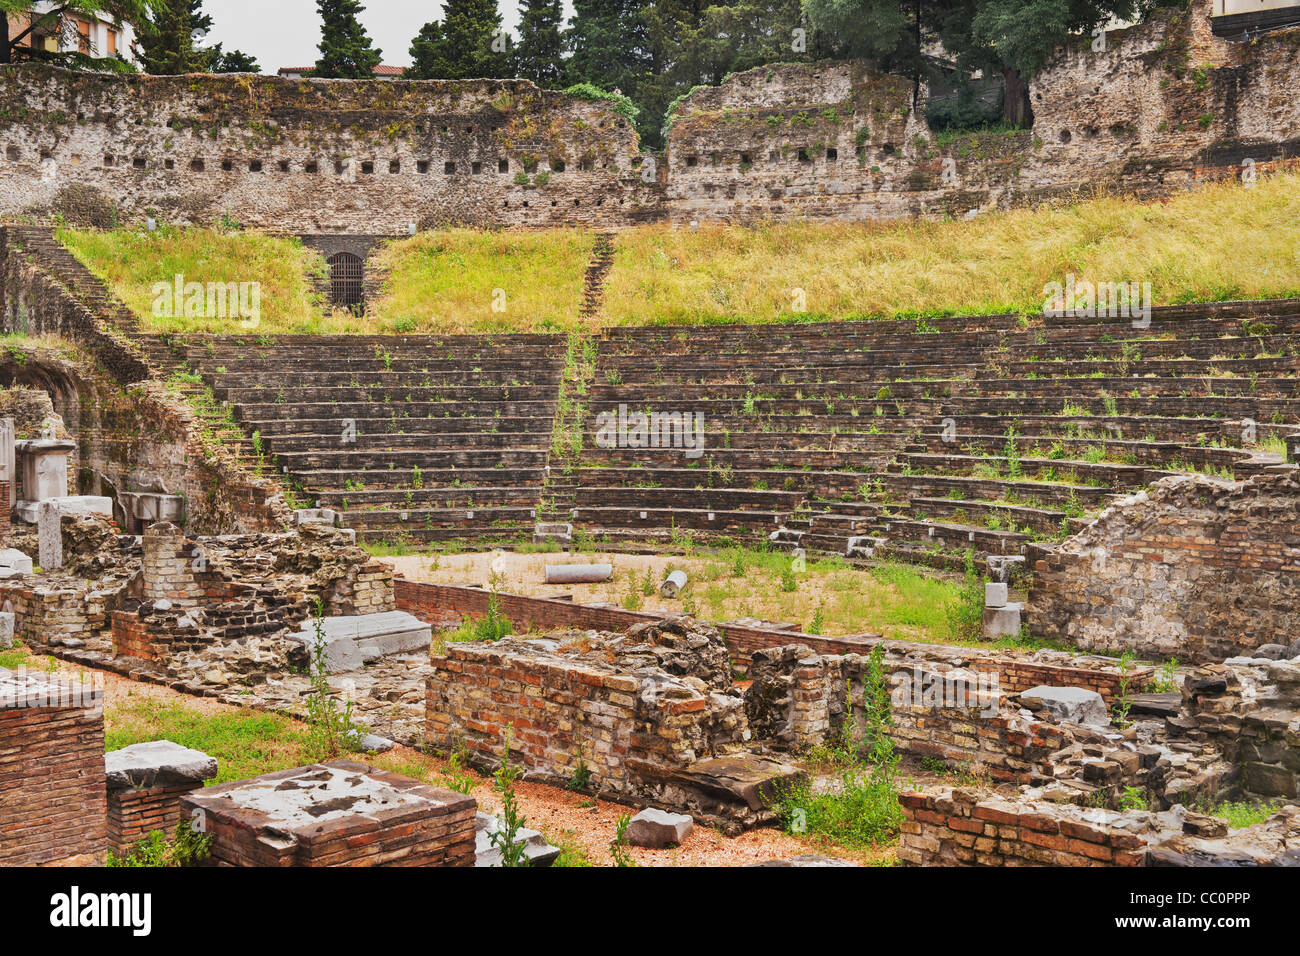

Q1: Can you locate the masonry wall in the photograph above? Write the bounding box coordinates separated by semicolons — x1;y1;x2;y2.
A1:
1029;471;1300;661
0;673;106;866
0;66;659;233
107;783;193;856
0;3;1294;231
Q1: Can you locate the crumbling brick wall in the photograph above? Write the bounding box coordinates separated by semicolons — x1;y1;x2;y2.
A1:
1029;472;1300;661
426;618;749;795
0;670;106;866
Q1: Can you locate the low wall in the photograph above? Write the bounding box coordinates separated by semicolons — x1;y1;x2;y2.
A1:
1030;471;1300;661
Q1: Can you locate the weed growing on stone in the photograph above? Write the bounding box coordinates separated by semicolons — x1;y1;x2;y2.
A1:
107;817;212;868
304;598;363;761
610;814;636;867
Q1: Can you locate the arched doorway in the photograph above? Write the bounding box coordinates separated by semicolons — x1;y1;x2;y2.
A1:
327;252;365;309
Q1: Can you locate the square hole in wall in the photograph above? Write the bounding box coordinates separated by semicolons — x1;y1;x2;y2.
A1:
305;161;318;174
278;160;290;172
133;157;146;169
221;159;234;171
361;160;374;174
797;148;810;162
164;158;175;169
825;147;838;161
471;161;482;174
334;160;345;174
685;156;697;167
389;159;400;173
190;158;205;172
740;152;751;165
249;160;262;172
551;159;565;173
768;151;779;162
104;155;115;167
5;146;19;162
498;158;508;173
578;159;593;171
444;161;456;174
417;160;429;174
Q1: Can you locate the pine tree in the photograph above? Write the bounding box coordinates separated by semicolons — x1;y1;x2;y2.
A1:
406;0;507;80
564;0;648;93
513;0;564;85
138;0;204;74
314;0;381;79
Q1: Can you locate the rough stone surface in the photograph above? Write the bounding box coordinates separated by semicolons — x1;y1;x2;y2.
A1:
104;739;218;791
626;807;694;848
474;811;561;867
1019;685;1111;728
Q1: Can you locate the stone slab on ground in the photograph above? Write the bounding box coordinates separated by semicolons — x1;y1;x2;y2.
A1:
627;807;694;848
16;495;112;523
672;755;805;812
287;611;432;672
105;740;218;791
1020;685;1110;727
474;811;561;867
749;855;858;867
1129;692;1182;718
0;549;32;574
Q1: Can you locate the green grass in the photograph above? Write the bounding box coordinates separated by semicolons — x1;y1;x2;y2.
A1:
1208;800;1281;829
368;228;595;333
105;697;307;785
57;225;330;334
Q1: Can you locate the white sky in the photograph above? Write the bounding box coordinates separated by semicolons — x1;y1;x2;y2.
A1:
203;0;582;73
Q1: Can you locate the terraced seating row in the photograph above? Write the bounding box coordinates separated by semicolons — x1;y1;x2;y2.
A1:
166;334;567;544
576;301;1300;568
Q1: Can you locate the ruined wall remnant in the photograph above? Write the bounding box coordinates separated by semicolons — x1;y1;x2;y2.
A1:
0;668;106;866
0;2;1294;230
0;66;657;233
1029;471;1300;661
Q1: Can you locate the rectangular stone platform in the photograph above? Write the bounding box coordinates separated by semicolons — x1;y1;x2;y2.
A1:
287;611;432;672
180;760;476;866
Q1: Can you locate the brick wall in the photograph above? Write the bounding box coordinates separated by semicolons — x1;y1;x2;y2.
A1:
0;670;106;866
110;609;151;660
898;788;1148;866
1030;471;1300;661
107;783;194;856
181;761;477;867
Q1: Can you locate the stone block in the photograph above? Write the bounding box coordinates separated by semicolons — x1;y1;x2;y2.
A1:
1020;686;1110;728
16;495;113;523
0;548;32;574
0;612;12;649
982;603;1021;640
105;740;218;791
36;500;62;571
985;582;1008;608
627;807;694;848
475;811;561;867
287;611;432;672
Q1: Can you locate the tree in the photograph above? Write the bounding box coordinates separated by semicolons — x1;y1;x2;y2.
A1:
206;42;258;73
314;0;381;79
513;0;564;85
405;0;507;80
138;1;259;74
0;1;157;69
565;0;649;94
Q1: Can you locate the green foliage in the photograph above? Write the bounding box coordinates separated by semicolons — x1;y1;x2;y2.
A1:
610;813;636;866
513;0;565;85
407;0;508;80
1207;800;1279;829
303;597;364;761
314;0;382;79
773;646;904;847
563;83;640;124
488;725;530;867
0;0;157;72
944;550;986;641
107;817;212;868
1113;650;1137;727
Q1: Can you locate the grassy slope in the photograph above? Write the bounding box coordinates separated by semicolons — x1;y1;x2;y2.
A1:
57;226;331;334
366;229;595;334
602;172;1300;325
58;172;1300;334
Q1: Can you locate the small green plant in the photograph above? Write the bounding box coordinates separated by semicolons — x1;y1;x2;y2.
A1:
610;813;636;867
808;604;825;635
1153;657;1180;693
488;725;530;867
1119;786;1149;811
304;597;363;760
107;817;212;867
1113;650;1137;727
944;550;985;641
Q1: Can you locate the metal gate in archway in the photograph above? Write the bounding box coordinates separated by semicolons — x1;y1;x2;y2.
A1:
327;251;365;309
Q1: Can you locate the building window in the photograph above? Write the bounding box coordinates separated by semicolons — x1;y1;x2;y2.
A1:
106;28;117;55
76;21;90;55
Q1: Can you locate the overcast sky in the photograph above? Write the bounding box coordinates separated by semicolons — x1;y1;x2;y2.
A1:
204;0;577;73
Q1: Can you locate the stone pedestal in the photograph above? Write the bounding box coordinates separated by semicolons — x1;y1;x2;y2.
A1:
105;740;219;855
14;438;74;502
0;418;14;509
16;495;112;524
181;760;477;866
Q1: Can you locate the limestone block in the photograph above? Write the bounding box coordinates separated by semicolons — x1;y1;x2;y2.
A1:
982;602;1021;639
1020;686;1110;728
16;496;112;523
37;500;62;571
0;549;33;574
104;740;218;791
474;812;561;867
985;582;1009;608
0;612;13;649
627;807;694;848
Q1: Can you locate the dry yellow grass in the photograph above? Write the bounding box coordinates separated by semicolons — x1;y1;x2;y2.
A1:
602;172;1300;325
366;228;595;333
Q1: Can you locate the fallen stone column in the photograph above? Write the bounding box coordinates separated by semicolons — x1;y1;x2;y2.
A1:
545;563;613;584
